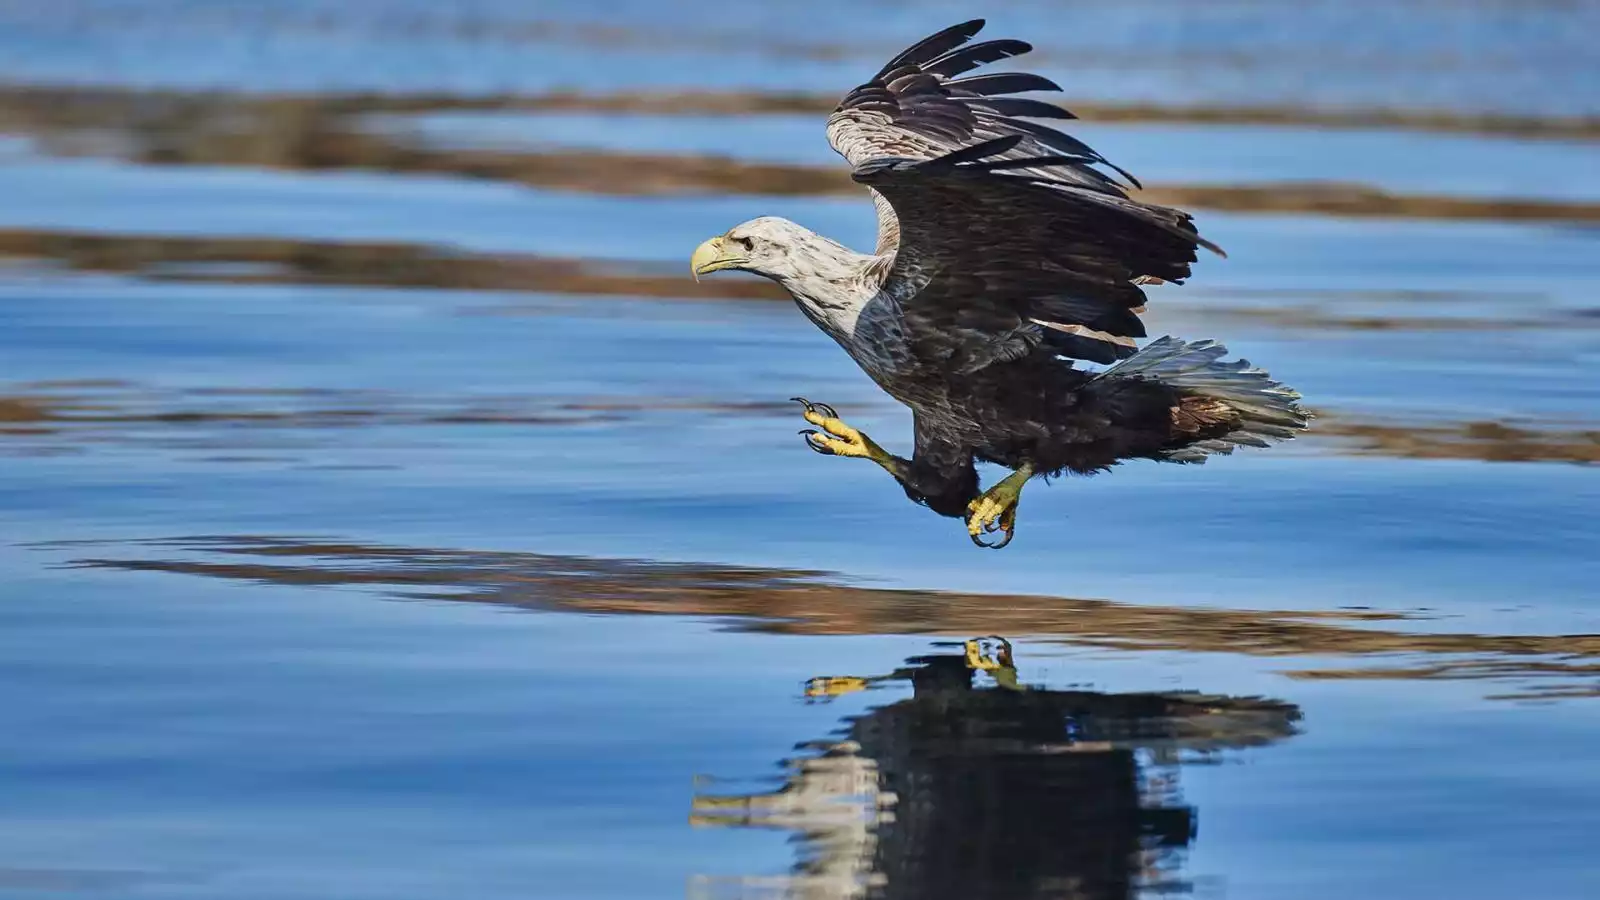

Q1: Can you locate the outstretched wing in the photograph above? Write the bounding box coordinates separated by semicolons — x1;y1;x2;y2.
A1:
827;19;1137;255
854;136;1222;368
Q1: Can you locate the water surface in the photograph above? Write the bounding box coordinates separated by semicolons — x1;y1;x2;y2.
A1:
2;3;1599;898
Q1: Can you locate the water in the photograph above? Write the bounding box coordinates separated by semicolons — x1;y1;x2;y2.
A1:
2;3;1599;898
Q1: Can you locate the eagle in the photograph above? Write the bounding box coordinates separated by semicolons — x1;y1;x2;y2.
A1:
691;19;1309;548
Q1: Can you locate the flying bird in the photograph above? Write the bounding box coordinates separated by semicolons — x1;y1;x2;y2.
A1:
691;19;1309;548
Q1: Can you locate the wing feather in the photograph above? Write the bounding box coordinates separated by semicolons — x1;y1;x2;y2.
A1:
871;19;986;79
943;72;1064;95
853;140;1220;367
827;20;1138;253
923;39;1033;78
971;97;1078;120
828;22;1220;363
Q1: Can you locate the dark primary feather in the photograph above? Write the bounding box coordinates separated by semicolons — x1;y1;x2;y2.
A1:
923;39;1032;78
945;71;1063;96
972;97;1077;120
827;17;1135;234
854;140;1218;368
871;19;986;80
993;116;1141;187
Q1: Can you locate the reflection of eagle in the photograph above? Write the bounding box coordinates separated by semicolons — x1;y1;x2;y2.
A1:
691;20;1308;547
690;639;1302;900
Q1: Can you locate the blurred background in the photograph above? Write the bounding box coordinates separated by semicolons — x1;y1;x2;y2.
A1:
1;1;1598;898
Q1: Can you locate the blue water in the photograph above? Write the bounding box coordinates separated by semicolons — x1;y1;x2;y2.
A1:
2;3;1599;898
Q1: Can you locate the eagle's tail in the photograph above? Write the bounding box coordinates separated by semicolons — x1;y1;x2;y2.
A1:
1095;335;1311;462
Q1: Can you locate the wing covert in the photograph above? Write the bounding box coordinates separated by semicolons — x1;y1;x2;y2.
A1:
853;138;1223;368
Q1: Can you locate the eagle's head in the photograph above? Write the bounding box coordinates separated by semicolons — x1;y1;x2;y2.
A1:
690;217;853;285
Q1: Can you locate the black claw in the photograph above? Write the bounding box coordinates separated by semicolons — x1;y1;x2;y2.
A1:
970;528;1015;549
791;397;837;420
799;429;832;455
968;514;1016;548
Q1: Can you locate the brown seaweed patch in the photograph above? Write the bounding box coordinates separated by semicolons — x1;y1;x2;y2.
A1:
3;86;1599;222
4;230;1593;337
1139;182;1600;224
0;384;803;446
5;373;1597;467
1192;307;1592;333
0;229;785;301
4;85;1599;142
1318;417;1600;465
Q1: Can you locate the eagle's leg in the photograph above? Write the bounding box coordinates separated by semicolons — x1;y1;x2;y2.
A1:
965;463;1034;549
793;398;909;478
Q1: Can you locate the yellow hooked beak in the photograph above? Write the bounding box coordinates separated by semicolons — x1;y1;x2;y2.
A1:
690;235;744;282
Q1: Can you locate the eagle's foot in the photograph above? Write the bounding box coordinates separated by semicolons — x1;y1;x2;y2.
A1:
963;636;1014;671
966;464;1034;549
794;397;883;461
964;635;1026;691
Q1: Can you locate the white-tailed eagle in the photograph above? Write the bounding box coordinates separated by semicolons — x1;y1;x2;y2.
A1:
691;19;1309;548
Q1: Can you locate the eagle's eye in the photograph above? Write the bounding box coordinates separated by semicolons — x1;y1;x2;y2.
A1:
734;236;755;252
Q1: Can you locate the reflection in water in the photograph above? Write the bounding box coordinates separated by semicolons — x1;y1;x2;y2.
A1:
692;743;890;900
691;638;1300;899
56;536;1600;698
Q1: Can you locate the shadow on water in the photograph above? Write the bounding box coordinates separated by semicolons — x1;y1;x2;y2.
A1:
689;638;1300;899
54;536;1600;700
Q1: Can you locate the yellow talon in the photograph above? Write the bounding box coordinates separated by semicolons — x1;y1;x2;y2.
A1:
963;639;988;669
817;437;869;457
794;398;880;460
800;407;838;430
806;421;871;457
964;636;1015;671
964;464;1032;549
965;495;1016;538
964;636;1024;691
804;676;871;699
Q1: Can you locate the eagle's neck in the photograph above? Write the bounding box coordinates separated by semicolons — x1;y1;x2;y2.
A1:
774;242;888;345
